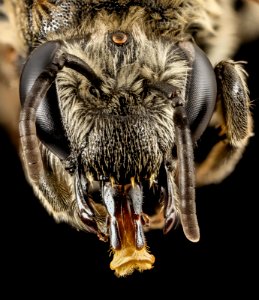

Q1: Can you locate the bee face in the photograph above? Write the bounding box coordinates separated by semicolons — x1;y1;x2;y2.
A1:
56;30;190;183
1;0;256;277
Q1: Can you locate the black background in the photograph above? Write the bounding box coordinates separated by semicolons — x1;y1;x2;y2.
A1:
1;37;258;297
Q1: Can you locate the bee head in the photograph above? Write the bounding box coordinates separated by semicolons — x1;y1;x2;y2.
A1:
19;31;217;276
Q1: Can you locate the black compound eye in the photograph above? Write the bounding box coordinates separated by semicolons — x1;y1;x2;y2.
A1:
181;43;217;142
19;41;71;160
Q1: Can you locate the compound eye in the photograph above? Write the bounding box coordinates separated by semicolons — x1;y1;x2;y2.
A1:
20;41;70;160
181;42;217;142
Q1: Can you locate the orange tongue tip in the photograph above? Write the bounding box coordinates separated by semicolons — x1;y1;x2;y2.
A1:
110;246;155;277
109;209;156;277
104;183;155;277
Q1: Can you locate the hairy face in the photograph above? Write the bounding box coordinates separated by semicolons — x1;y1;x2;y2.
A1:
56;27;189;182
4;0;255;277
19;22;217;276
